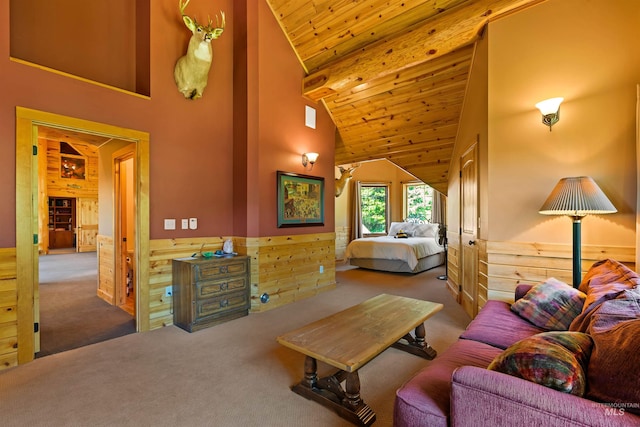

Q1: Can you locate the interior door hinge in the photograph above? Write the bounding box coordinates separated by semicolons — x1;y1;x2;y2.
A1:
33;234;38;244
33;145;38;155
34;322;39;333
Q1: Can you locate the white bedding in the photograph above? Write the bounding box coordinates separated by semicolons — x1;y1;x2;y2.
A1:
344;236;443;270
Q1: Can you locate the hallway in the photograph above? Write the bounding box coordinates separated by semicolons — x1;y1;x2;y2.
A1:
37;252;135;357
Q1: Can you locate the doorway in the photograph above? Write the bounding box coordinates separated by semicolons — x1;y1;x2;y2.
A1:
36;128;137;357
15;107;151;364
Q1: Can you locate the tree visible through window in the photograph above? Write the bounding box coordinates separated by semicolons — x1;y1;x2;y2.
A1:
360;184;389;234
405;183;433;222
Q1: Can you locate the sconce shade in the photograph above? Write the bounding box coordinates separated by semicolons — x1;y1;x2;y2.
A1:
302;152;319;170
535;97;564;130
539;176;617;217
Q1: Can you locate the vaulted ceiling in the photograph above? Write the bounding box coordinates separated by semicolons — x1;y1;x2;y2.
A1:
266;0;544;194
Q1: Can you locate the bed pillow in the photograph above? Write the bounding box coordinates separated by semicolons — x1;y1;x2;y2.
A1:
388;222;404;236
413;223;438;238
511;278;586;331
388;222;414;237
488;331;593;396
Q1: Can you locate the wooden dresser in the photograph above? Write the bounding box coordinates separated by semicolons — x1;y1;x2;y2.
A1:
172;255;251;332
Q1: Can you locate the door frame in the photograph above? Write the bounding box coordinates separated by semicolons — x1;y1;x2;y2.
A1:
113;147;136;313
15;107;150;364
460;142;478;318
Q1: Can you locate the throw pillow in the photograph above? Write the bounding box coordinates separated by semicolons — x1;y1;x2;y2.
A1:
511;278;586;331
488;331;593;396
570;259;640;332
586;289;640;415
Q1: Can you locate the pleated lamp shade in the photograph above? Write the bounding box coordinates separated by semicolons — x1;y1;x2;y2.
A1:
539;176;617;217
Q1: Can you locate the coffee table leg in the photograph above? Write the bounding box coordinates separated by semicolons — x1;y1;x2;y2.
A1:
391;322;437;359
291;357;376;426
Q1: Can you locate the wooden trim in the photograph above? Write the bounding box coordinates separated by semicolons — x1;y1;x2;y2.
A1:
15;107;151;366
15;115;36;363
10;58;150;100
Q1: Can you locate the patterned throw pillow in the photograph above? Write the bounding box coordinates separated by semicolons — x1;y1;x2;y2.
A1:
488;331;593;396
511;278;586;330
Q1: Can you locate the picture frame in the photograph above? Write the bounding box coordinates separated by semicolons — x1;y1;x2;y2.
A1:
277;171;324;227
61;156;86;180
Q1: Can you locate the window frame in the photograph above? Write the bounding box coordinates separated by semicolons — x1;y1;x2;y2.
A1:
359;182;390;237
403;182;434;223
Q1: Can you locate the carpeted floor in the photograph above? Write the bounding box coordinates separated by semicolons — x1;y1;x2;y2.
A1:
38;252;136;357
1;262;470;427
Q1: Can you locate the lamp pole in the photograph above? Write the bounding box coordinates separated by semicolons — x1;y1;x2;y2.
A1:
571;216;583;288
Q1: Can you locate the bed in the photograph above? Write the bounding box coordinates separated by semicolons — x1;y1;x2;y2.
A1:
345;221;445;273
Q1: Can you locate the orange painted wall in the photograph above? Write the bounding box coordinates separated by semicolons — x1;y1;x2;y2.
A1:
0;0;335;248
486;0;639;247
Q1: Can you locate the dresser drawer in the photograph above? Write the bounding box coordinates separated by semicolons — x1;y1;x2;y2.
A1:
196;291;249;319
196;276;247;299
194;259;247;281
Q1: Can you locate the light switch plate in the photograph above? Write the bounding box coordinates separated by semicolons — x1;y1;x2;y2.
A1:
189;218;197;230
181;219;189;229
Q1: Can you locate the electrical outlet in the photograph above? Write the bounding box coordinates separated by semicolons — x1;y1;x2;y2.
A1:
181;219;189;229
189;217;198;230
319;265;324;274
165;286;172;297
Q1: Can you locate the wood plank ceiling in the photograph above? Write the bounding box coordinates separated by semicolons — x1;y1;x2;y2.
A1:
266;0;544;195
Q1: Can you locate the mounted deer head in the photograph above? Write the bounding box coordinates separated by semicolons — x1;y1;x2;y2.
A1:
335;164;359;197
174;0;225;100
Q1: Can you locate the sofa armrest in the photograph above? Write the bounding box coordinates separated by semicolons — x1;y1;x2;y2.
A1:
451;366;640;427
514;283;533;301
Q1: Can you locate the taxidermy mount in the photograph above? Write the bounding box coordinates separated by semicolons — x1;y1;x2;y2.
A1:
174;0;225;100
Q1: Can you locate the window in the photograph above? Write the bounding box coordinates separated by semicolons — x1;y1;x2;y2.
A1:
404;183;434;222
360;183;389;235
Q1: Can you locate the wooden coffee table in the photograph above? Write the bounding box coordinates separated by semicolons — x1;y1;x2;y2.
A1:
276;293;443;426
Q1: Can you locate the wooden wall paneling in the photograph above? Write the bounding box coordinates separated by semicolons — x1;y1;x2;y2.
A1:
477;239;488;312
0;249;18;370
45;140;99;198
244;233;336;312
145;234;336;329
335;225;349;261
148;237;226;330
445;232;460;302
486;241;635;302
97;235;115;304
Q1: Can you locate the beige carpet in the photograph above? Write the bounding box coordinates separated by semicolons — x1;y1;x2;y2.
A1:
0;263;470;427
38;252;135;357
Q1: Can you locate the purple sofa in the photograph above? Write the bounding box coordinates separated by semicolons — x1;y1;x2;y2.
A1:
394;259;640;427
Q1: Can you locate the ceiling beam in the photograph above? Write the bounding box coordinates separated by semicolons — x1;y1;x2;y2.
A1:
302;0;544;101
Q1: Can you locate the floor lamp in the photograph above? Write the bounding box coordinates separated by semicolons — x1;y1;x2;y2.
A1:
539;177;617;288
437;224;448;280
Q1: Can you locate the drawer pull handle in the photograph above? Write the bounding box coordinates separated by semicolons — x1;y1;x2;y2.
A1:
220;299;229;308
220;283;228;291
220;266;229;274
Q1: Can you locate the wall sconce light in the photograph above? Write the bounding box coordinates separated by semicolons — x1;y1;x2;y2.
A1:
535;97;564;131
302;152;319;171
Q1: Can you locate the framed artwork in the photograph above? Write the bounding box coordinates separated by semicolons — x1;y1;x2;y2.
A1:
277;171;324;227
61;156;86;179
